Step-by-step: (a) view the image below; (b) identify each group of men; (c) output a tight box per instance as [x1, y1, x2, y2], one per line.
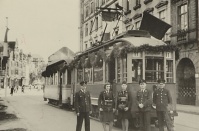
[74, 79, 174, 131]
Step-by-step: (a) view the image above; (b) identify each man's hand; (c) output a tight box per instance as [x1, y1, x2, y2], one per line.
[139, 104, 144, 108]
[124, 107, 129, 111]
[77, 113, 80, 116]
[170, 110, 173, 114]
[113, 108, 116, 112]
[99, 108, 103, 111]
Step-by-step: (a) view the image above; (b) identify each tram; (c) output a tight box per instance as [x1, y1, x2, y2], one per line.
[72, 30, 178, 127]
[42, 47, 75, 108]
[42, 30, 178, 127]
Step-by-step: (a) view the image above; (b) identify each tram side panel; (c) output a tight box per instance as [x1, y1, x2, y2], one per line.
[44, 85, 59, 103]
[121, 83, 176, 115]
[62, 84, 72, 104]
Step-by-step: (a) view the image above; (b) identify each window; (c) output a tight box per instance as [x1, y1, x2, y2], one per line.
[136, 0, 140, 5]
[127, 0, 130, 11]
[91, 2, 95, 14]
[135, 21, 141, 30]
[132, 59, 142, 82]
[159, 10, 166, 21]
[85, 44, 88, 49]
[159, 10, 168, 41]
[105, 63, 109, 83]
[85, 6, 89, 17]
[85, 23, 88, 36]
[126, 25, 131, 31]
[145, 57, 164, 82]
[102, 0, 105, 5]
[95, 17, 98, 31]
[84, 68, 92, 83]
[94, 66, 103, 83]
[117, 58, 121, 83]
[90, 20, 93, 34]
[166, 60, 173, 83]
[90, 42, 92, 47]
[96, 0, 99, 8]
[178, 4, 188, 30]
[77, 69, 83, 83]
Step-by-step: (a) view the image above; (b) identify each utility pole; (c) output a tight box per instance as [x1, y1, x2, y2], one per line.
[4, 17, 8, 97]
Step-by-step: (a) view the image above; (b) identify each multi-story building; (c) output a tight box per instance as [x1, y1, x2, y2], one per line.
[80, 0, 199, 106]
[80, 0, 172, 52]
[8, 43, 30, 87]
[171, 0, 199, 106]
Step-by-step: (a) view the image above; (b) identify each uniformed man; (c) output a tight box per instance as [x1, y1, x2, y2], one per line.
[98, 83, 115, 131]
[136, 79, 152, 131]
[153, 79, 174, 131]
[75, 81, 92, 131]
[117, 81, 130, 131]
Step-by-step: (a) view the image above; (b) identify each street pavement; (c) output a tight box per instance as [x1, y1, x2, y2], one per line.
[0, 89, 199, 131]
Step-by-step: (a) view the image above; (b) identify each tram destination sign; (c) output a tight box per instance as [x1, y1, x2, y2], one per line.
[145, 51, 163, 56]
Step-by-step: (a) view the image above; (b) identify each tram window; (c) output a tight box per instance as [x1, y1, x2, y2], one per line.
[84, 68, 92, 83]
[123, 58, 127, 82]
[166, 60, 173, 83]
[67, 70, 71, 85]
[105, 63, 109, 83]
[94, 66, 103, 82]
[145, 58, 164, 82]
[132, 59, 142, 82]
[117, 58, 121, 83]
[77, 69, 83, 83]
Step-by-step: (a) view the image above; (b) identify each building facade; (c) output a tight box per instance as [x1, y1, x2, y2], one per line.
[80, 0, 172, 52]
[171, 0, 199, 106]
[7, 44, 30, 87]
[79, 0, 199, 106]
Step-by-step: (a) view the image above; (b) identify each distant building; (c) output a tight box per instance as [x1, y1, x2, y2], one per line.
[7, 42, 30, 87]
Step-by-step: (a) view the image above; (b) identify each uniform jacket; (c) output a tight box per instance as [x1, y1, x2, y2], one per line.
[153, 88, 172, 111]
[117, 90, 131, 110]
[75, 90, 92, 113]
[98, 91, 115, 112]
[136, 89, 152, 111]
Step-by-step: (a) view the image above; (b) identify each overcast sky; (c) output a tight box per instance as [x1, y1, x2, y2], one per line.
[0, 0, 80, 62]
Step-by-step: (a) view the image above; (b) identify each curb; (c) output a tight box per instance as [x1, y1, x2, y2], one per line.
[177, 110, 199, 115]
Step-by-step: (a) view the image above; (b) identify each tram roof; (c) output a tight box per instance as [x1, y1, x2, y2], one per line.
[115, 36, 166, 47]
[77, 35, 166, 58]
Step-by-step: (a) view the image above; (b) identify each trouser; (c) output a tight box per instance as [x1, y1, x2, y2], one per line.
[139, 111, 151, 131]
[157, 111, 174, 131]
[76, 112, 90, 131]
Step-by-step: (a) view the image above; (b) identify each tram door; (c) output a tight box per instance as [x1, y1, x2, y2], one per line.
[177, 58, 196, 105]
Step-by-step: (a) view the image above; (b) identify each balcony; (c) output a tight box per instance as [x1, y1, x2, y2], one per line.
[144, 0, 153, 5]
[177, 29, 188, 42]
[133, 4, 141, 11]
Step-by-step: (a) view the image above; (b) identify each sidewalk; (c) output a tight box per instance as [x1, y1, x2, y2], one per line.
[176, 104, 199, 115]
[0, 98, 29, 131]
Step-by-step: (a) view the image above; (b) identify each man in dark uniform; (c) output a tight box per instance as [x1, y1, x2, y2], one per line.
[153, 79, 174, 131]
[75, 81, 92, 131]
[136, 79, 152, 131]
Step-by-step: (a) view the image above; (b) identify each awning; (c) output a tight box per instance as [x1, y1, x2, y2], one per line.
[46, 60, 66, 74]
